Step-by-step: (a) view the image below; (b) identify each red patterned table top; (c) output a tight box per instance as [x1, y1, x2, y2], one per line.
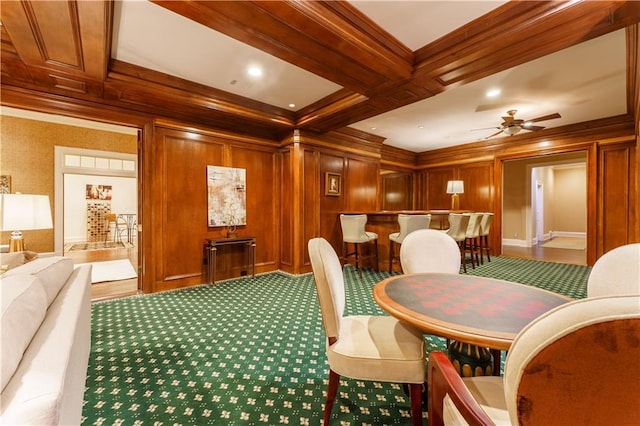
[373, 273, 573, 350]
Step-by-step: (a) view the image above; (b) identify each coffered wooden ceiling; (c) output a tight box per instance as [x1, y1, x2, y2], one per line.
[1, 1, 639, 150]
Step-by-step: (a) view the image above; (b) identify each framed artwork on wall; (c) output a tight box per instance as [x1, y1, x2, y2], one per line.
[0, 175, 10, 194]
[86, 184, 112, 200]
[325, 172, 341, 196]
[207, 166, 247, 227]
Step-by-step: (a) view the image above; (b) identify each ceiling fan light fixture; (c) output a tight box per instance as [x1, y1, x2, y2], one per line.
[503, 125, 521, 135]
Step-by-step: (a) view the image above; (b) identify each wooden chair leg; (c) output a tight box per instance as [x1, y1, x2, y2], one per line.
[466, 238, 476, 269]
[389, 240, 395, 273]
[373, 238, 379, 272]
[458, 241, 467, 273]
[409, 382, 424, 426]
[491, 349, 501, 376]
[484, 236, 491, 262]
[323, 369, 340, 426]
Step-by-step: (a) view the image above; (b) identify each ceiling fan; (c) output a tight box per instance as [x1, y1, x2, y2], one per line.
[482, 109, 561, 139]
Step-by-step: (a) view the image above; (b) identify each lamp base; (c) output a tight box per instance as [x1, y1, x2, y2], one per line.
[451, 193, 460, 211]
[9, 237, 24, 252]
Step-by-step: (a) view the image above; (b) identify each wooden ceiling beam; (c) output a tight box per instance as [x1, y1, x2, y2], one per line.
[302, 1, 640, 133]
[151, 0, 412, 96]
[0, 0, 111, 82]
[1, 1, 640, 143]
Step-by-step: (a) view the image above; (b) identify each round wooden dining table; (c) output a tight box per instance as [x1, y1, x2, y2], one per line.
[373, 273, 573, 375]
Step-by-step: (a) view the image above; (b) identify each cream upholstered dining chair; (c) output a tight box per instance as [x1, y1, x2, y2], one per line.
[388, 214, 431, 272]
[478, 213, 494, 264]
[340, 214, 379, 277]
[400, 229, 460, 274]
[587, 243, 640, 297]
[463, 213, 483, 269]
[444, 213, 471, 273]
[308, 237, 426, 426]
[427, 295, 640, 426]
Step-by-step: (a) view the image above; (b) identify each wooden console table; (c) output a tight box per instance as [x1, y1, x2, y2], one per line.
[204, 237, 256, 285]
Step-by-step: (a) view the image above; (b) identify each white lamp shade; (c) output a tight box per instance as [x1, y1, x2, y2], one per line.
[0, 194, 53, 231]
[446, 180, 464, 194]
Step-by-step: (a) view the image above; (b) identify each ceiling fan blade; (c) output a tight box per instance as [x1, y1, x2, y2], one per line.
[484, 129, 504, 139]
[501, 116, 515, 124]
[523, 125, 545, 131]
[470, 126, 500, 132]
[528, 112, 561, 123]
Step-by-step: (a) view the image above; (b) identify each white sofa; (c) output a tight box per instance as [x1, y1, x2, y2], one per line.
[1, 255, 92, 425]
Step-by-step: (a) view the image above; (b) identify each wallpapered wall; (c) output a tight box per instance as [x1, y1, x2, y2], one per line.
[0, 114, 137, 253]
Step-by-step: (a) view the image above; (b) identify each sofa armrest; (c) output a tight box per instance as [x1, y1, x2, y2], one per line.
[428, 351, 496, 426]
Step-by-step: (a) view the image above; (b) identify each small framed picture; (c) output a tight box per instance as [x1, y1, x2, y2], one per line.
[325, 172, 341, 196]
[0, 175, 11, 194]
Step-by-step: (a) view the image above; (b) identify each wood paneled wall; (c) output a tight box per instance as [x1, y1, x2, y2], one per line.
[380, 172, 413, 211]
[413, 121, 637, 265]
[598, 142, 637, 254]
[145, 124, 281, 293]
[2, 89, 638, 292]
[418, 162, 493, 212]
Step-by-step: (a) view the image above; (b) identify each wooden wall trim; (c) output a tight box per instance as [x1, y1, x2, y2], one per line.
[154, 118, 281, 151]
[416, 116, 635, 168]
[0, 85, 152, 128]
[296, 129, 383, 160]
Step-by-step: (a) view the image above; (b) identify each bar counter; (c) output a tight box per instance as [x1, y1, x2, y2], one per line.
[340, 210, 468, 272]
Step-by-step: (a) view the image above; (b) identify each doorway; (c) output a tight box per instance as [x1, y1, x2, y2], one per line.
[501, 152, 587, 265]
[55, 146, 139, 299]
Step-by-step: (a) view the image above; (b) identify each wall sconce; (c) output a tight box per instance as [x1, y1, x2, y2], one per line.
[446, 180, 464, 210]
[0, 194, 53, 252]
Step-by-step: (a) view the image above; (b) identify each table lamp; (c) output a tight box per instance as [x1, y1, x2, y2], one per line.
[0, 194, 53, 252]
[446, 180, 464, 210]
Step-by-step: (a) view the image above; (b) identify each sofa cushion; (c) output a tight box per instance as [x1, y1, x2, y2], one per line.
[4, 257, 73, 306]
[0, 274, 48, 391]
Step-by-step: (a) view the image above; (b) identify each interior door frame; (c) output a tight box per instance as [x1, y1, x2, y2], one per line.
[494, 142, 597, 265]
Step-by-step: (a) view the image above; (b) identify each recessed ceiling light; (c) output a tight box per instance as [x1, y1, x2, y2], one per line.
[486, 88, 501, 97]
[418, 125, 424, 129]
[370, 127, 377, 131]
[288, 103, 296, 108]
[247, 66, 262, 77]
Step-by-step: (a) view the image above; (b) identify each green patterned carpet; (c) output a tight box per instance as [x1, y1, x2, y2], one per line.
[82, 257, 590, 425]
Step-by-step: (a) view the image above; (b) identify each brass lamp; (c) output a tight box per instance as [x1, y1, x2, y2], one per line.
[446, 180, 464, 210]
[0, 194, 53, 252]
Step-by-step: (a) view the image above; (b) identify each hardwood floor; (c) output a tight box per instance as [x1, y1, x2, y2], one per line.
[65, 245, 139, 301]
[501, 243, 587, 266]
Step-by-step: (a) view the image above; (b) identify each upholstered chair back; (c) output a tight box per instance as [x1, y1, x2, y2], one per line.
[400, 229, 461, 274]
[339, 214, 371, 243]
[504, 295, 640, 425]
[308, 238, 345, 339]
[394, 214, 431, 243]
[587, 243, 640, 297]
[479, 212, 494, 237]
[446, 213, 470, 242]
[464, 213, 482, 238]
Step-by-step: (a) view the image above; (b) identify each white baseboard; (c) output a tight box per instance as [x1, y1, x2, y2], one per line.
[502, 238, 530, 247]
[550, 231, 586, 238]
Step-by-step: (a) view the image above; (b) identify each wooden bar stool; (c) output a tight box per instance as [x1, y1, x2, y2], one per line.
[340, 214, 379, 277]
